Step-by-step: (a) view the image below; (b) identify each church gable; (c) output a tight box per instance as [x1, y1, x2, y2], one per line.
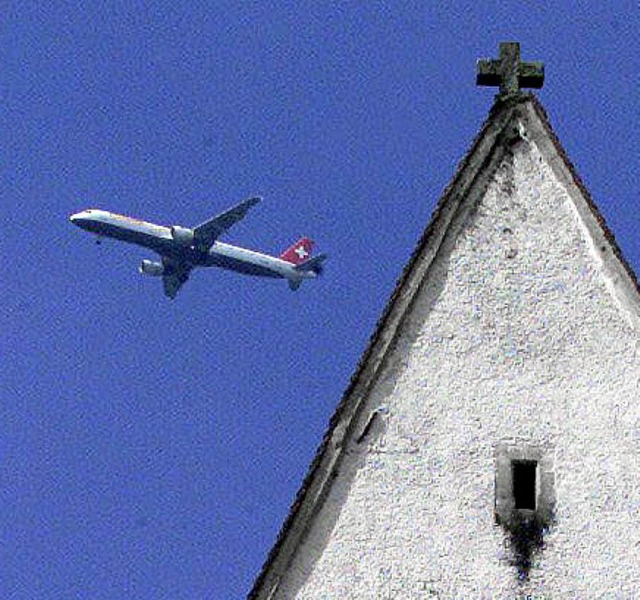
[251, 93, 640, 598]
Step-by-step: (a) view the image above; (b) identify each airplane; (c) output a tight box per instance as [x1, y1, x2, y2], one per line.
[69, 197, 327, 298]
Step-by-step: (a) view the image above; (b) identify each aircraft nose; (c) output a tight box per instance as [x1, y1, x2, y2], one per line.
[69, 212, 84, 225]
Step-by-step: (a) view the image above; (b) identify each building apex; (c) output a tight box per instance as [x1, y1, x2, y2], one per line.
[477, 42, 544, 96]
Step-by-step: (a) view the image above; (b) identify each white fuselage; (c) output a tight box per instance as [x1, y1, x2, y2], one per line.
[69, 209, 317, 282]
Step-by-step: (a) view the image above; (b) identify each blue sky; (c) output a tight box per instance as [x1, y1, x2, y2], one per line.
[2, 2, 638, 598]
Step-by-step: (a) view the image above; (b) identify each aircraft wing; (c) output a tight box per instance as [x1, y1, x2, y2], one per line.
[193, 196, 261, 251]
[162, 258, 192, 299]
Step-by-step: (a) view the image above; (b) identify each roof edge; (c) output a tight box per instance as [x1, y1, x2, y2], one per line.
[528, 97, 640, 325]
[248, 95, 530, 599]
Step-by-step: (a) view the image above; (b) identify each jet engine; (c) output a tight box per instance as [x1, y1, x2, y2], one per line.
[139, 259, 165, 276]
[170, 225, 195, 246]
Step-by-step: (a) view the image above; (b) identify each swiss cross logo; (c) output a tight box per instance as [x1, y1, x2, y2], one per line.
[295, 245, 309, 260]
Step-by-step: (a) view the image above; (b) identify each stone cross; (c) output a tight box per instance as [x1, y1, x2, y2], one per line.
[476, 42, 544, 95]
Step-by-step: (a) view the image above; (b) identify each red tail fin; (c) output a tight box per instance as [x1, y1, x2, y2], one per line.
[279, 237, 314, 264]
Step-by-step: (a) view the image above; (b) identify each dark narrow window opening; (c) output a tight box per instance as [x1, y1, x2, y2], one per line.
[512, 460, 537, 510]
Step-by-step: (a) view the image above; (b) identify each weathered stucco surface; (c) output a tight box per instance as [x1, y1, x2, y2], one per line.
[273, 108, 640, 598]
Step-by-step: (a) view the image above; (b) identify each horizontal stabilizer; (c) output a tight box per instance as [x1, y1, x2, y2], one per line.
[293, 253, 328, 274]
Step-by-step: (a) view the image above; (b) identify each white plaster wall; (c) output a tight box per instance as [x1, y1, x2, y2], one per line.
[277, 133, 640, 598]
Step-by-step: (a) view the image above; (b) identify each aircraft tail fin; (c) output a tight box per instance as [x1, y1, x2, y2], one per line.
[279, 237, 314, 264]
